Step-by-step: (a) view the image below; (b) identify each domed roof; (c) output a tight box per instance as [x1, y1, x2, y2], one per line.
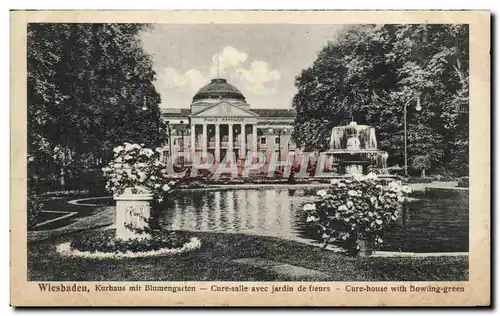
[193, 78, 246, 102]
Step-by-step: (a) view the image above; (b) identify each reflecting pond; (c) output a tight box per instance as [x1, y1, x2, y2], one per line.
[159, 187, 469, 253]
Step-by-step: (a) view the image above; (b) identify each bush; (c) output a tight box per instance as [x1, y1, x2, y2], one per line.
[27, 191, 43, 229]
[303, 173, 412, 254]
[457, 177, 469, 188]
[70, 230, 190, 253]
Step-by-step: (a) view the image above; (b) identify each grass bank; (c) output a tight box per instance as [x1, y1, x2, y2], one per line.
[28, 230, 468, 282]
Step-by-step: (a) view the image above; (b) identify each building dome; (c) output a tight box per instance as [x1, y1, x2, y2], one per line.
[192, 78, 246, 102]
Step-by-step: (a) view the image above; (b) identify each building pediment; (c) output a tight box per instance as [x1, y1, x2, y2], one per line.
[191, 101, 259, 118]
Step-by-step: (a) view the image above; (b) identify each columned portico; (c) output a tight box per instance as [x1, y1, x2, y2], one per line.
[215, 124, 220, 162]
[252, 125, 258, 154]
[190, 124, 196, 160]
[202, 123, 208, 156]
[240, 123, 246, 159]
[228, 124, 233, 161]
[162, 78, 296, 165]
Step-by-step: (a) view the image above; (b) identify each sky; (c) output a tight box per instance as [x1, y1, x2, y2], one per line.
[140, 24, 344, 110]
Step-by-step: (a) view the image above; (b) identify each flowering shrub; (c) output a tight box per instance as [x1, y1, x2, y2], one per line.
[58, 230, 201, 259]
[102, 143, 175, 202]
[303, 173, 412, 254]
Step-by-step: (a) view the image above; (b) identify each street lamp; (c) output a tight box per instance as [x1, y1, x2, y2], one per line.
[403, 95, 422, 177]
[142, 96, 148, 111]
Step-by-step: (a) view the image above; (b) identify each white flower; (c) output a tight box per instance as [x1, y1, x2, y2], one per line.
[303, 203, 316, 211]
[306, 215, 319, 223]
[353, 174, 363, 181]
[398, 196, 405, 203]
[113, 146, 124, 154]
[123, 155, 133, 161]
[389, 181, 401, 193]
[338, 205, 348, 211]
[316, 190, 327, 197]
[115, 157, 123, 163]
[348, 190, 358, 197]
[114, 163, 122, 169]
[401, 186, 412, 194]
[140, 148, 154, 157]
[154, 183, 161, 188]
[155, 147, 163, 153]
[346, 200, 354, 208]
[124, 143, 134, 151]
[370, 196, 377, 204]
[162, 184, 171, 192]
[338, 182, 346, 188]
[367, 172, 378, 180]
[391, 186, 401, 193]
[138, 172, 147, 183]
[133, 144, 141, 149]
[330, 179, 338, 185]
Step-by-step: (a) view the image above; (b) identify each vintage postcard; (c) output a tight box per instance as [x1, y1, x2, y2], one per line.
[11, 10, 490, 306]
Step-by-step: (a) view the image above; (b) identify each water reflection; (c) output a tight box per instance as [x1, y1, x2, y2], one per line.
[159, 188, 469, 253]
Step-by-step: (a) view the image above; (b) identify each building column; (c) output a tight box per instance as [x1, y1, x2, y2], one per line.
[252, 124, 258, 154]
[215, 124, 220, 163]
[190, 124, 196, 162]
[228, 124, 233, 161]
[202, 123, 208, 157]
[240, 123, 246, 159]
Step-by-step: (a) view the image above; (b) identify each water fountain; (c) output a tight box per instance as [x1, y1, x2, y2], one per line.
[326, 121, 390, 177]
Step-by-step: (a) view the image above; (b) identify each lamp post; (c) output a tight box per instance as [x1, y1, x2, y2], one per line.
[403, 95, 422, 177]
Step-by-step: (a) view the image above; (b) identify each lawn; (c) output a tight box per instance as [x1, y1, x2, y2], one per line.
[28, 230, 468, 282]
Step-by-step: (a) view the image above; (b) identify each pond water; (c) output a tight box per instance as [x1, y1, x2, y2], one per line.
[159, 187, 469, 253]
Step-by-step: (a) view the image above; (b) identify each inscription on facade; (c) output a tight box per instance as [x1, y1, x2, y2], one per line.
[203, 117, 244, 122]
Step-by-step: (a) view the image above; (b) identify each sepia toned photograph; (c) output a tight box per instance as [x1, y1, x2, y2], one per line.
[11, 10, 490, 306]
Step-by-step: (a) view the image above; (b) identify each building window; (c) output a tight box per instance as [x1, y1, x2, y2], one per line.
[260, 137, 267, 145]
[275, 137, 280, 144]
[165, 138, 169, 145]
[173, 139, 177, 145]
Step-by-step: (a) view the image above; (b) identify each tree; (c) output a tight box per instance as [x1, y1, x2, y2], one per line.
[27, 23, 165, 188]
[292, 24, 469, 175]
[412, 155, 432, 178]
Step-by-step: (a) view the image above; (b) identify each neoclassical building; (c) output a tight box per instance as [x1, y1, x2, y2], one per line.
[161, 78, 297, 163]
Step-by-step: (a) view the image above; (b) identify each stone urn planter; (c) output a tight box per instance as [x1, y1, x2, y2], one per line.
[114, 187, 154, 241]
[357, 232, 374, 257]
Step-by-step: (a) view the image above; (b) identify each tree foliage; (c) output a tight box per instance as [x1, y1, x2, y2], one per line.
[292, 24, 469, 175]
[27, 23, 164, 185]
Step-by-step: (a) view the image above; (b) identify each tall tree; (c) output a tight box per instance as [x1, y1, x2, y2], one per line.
[292, 24, 469, 175]
[27, 23, 164, 186]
